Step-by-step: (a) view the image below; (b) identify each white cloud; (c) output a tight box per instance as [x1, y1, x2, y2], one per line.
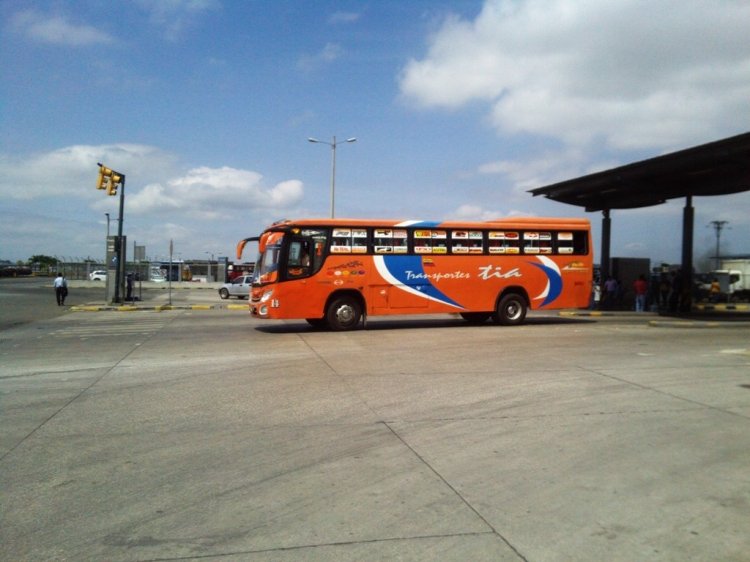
[448, 204, 531, 222]
[298, 43, 344, 72]
[135, 0, 220, 41]
[0, 144, 306, 261]
[0, 144, 178, 201]
[399, 0, 750, 150]
[0, 145, 304, 218]
[11, 10, 113, 46]
[126, 166, 304, 217]
[328, 12, 361, 25]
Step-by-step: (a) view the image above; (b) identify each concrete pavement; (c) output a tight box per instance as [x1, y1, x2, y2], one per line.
[1, 306, 749, 561]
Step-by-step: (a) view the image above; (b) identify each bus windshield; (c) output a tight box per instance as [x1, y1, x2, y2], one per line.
[256, 240, 283, 284]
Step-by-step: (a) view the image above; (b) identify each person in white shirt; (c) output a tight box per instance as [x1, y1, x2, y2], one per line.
[53, 273, 67, 306]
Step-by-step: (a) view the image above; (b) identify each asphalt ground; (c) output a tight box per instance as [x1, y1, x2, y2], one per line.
[1, 278, 749, 561]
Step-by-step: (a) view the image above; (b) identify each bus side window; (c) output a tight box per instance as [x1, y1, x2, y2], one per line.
[450, 230, 483, 254]
[287, 240, 311, 278]
[413, 230, 432, 254]
[557, 231, 587, 255]
[572, 231, 588, 254]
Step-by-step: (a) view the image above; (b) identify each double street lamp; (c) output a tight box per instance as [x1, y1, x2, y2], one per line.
[308, 136, 356, 218]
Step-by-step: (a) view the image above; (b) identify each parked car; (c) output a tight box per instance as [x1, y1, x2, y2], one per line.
[218, 275, 253, 299]
[89, 270, 107, 281]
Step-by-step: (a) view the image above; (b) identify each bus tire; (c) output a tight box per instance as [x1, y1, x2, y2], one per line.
[326, 295, 362, 331]
[494, 293, 527, 326]
[460, 312, 491, 324]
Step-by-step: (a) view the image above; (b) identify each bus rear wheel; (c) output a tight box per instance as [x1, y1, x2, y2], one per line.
[494, 293, 527, 326]
[326, 296, 362, 331]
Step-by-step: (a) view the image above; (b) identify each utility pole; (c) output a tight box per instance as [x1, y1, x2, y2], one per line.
[709, 220, 728, 270]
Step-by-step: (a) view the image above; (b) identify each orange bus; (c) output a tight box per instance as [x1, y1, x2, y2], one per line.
[237, 217, 593, 330]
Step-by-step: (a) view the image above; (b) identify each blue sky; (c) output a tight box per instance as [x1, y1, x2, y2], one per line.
[2, 0, 749, 268]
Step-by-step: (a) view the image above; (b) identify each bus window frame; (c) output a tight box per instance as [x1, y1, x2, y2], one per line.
[271, 225, 589, 277]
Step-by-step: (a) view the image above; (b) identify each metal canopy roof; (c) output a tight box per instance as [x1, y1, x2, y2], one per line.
[529, 132, 750, 212]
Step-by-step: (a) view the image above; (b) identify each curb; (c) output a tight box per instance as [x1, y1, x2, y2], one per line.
[647, 320, 726, 329]
[559, 310, 654, 318]
[69, 304, 249, 312]
[694, 303, 750, 312]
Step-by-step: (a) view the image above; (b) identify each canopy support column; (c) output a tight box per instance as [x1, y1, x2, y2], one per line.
[681, 195, 694, 311]
[600, 209, 611, 283]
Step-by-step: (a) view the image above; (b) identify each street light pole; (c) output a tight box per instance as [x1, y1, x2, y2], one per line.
[308, 135, 356, 218]
[205, 252, 214, 282]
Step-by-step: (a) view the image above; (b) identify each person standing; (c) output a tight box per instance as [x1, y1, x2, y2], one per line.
[53, 272, 67, 306]
[126, 273, 134, 302]
[602, 276, 618, 309]
[633, 274, 648, 312]
[709, 278, 721, 303]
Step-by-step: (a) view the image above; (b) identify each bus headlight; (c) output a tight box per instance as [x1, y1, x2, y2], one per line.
[260, 290, 273, 303]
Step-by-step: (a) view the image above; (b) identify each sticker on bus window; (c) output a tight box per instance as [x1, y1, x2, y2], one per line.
[392, 230, 408, 253]
[558, 232, 573, 240]
[414, 230, 432, 238]
[352, 230, 367, 253]
[489, 231, 519, 240]
[453, 231, 468, 239]
[524, 232, 540, 240]
[331, 228, 352, 253]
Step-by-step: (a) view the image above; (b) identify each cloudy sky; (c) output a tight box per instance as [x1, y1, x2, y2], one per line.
[2, 0, 748, 267]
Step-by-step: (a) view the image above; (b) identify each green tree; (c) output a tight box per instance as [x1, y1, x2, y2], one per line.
[28, 255, 58, 273]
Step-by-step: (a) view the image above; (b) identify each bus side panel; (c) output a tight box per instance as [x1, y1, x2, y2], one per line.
[262, 253, 591, 320]
[369, 254, 591, 314]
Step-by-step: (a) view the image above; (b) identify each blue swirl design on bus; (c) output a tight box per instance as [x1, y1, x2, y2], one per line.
[530, 255, 563, 307]
[373, 255, 464, 309]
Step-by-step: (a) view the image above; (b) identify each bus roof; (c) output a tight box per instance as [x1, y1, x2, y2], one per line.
[266, 217, 590, 231]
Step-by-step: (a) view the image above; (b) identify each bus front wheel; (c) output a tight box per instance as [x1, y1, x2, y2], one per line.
[494, 293, 527, 326]
[326, 296, 362, 331]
